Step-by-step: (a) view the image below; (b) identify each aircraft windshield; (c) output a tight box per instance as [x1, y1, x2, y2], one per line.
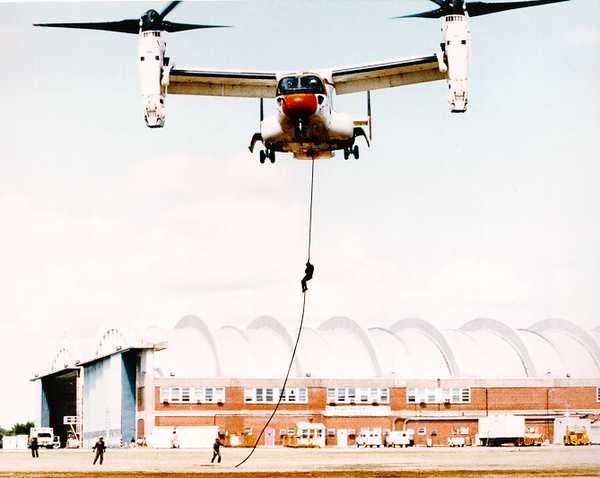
[277, 75, 325, 95]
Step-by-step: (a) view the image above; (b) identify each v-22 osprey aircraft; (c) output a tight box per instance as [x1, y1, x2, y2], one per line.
[35, 0, 569, 162]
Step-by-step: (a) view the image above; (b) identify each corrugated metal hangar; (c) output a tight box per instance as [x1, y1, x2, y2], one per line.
[32, 316, 600, 448]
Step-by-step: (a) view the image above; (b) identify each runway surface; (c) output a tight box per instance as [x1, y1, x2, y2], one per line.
[1, 445, 599, 477]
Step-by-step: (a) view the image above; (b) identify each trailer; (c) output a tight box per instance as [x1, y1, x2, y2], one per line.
[356, 428, 382, 448]
[478, 415, 525, 446]
[385, 430, 414, 447]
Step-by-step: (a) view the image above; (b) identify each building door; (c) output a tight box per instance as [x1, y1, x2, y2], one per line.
[336, 429, 348, 447]
[265, 427, 276, 447]
[137, 419, 145, 440]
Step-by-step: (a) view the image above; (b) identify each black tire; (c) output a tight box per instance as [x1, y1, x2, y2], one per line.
[259, 150, 266, 164]
[343, 148, 349, 160]
[353, 145, 360, 159]
[269, 149, 276, 163]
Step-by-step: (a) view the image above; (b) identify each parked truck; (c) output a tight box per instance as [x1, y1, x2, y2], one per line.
[29, 427, 58, 449]
[478, 415, 525, 446]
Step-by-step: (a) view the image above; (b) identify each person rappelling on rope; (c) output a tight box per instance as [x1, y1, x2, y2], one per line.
[301, 261, 314, 293]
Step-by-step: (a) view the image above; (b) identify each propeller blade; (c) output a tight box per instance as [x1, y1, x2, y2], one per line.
[428, 0, 446, 6]
[162, 21, 231, 32]
[391, 8, 446, 19]
[34, 19, 140, 34]
[159, 1, 182, 20]
[465, 0, 569, 17]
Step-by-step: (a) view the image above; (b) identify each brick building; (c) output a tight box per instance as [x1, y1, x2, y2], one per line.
[33, 315, 600, 447]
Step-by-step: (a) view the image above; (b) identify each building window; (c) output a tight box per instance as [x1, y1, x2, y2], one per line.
[359, 388, 369, 402]
[348, 388, 356, 402]
[161, 386, 226, 404]
[160, 387, 169, 403]
[244, 387, 308, 404]
[597, 387, 600, 402]
[417, 427, 426, 436]
[181, 387, 191, 403]
[328, 387, 389, 404]
[380, 388, 389, 403]
[406, 387, 471, 404]
[298, 388, 307, 402]
[170, 387, 181, 403]
[327, 388, 335, 403]
[426, 388, 436, 403]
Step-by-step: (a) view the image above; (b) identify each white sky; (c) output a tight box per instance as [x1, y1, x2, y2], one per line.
[0, 0, 598, 427]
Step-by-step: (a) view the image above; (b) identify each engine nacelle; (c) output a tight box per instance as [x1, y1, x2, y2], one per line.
[442, 15, 470, 113]
[138, 30, 167, 128]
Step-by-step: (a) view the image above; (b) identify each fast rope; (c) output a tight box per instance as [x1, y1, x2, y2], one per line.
[235, 159, 316, 468]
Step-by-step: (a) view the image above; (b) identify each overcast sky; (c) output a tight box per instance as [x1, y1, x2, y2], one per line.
[0, 0, 598, 427]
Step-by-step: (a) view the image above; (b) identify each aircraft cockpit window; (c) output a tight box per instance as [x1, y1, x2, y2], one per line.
[277, 75, 325, 95]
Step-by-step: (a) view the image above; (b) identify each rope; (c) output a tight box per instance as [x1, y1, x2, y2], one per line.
[235, 159, 316, 468]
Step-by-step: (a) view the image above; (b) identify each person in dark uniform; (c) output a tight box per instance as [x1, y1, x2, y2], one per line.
[92, 437, 106, 465]
[301, 261, 314, 293]
[30, 436, 39, 458]
[211, 436, 224, 464]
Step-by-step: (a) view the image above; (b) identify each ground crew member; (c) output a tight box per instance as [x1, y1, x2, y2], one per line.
[92, 436, 106, 465]
[30, 436, 39, 458]
[211, 436, 224, 464]
[301, 261, 314, 293]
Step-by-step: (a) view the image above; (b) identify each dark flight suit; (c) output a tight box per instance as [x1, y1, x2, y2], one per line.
[301, 262, 314, 292]
[30, 437, 39, 458]
[93, 439, 106, 465]
[211, 437, 223, 463]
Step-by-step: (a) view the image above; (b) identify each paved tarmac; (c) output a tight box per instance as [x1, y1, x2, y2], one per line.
[0, 445, 599, 477]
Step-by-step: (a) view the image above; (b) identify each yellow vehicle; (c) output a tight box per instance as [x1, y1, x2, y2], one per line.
[563, 427, 591, 446]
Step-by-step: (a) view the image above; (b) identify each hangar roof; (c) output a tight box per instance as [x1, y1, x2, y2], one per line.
[46, 317, 600, 380]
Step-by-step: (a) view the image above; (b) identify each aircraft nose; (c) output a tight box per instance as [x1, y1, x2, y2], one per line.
[282, 94, 318, 118]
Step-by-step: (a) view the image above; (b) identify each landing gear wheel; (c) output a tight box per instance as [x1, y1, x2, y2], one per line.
[343, 148, 350, 160]
[259, 150, 266, 164]
[269, 149, 276, 164]
[353, 145, 360, 159]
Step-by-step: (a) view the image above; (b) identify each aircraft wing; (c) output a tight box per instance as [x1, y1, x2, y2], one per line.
[168, 68, 278, 98]
[331, 54, 446, 95]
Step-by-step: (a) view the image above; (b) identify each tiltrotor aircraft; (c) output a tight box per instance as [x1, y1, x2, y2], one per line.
[35, 0, 569, 162]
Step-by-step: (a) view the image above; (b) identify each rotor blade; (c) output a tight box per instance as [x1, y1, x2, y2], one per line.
[466, 0, 569, 17]
[390, 7, 446, 19]
[159, 1, 182, 20]
[162, 21, 231, 32]
[428, 0, 446, 6]
[33, 19, 139, 34]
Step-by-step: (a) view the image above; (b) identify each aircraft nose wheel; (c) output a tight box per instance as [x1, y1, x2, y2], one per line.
[259, 149, 276, 164]
[343, 145, 360, 160]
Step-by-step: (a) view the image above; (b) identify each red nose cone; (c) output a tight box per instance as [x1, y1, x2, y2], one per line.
[282, 94, 318, 118]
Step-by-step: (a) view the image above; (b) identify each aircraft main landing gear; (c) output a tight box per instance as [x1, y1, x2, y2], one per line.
[343, 145, 359, 160]
[259, 148, 276, 164]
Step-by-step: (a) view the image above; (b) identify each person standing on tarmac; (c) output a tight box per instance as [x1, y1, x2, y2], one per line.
[92, 436, 106, 465]
[30, 436, 39, 458]
[211, 436, 224, 464]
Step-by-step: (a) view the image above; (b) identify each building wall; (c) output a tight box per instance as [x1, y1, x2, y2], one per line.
[149, 379, 600, 447]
